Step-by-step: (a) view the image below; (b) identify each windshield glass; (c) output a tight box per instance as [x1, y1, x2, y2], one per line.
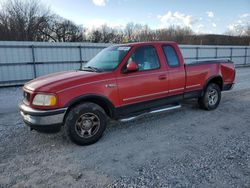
[83, 46, 131, 71]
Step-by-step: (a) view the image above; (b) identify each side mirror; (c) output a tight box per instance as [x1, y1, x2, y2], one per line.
[126, 61, 138, 72]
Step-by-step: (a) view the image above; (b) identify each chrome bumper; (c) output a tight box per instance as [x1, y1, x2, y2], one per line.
[19, 103, 67, 126]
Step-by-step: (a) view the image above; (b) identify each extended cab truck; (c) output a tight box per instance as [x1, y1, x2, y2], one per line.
[19, 42, 235, 145]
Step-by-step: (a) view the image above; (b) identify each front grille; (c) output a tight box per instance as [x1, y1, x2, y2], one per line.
[23, 91, 31, 104]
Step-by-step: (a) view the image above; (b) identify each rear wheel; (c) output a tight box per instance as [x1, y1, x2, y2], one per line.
[64, 102, 107, 145]
[198, 83, 221, 110]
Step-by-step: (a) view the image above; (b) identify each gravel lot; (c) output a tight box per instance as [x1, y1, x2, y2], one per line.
[0, 67, 250, 188]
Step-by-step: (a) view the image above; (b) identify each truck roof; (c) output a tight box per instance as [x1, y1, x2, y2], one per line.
[118, 41, 178, 47]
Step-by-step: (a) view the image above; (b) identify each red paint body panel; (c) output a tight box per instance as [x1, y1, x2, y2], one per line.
[23, 41, 236, 112]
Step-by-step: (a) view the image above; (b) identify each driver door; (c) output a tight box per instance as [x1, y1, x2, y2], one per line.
[116, 45, 169, 106]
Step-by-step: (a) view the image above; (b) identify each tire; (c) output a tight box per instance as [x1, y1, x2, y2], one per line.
[198, 83, 221, 110]
[64, 102, 107, 145]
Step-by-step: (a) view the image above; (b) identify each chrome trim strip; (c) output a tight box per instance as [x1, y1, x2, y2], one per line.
[169, 87, 184, 93]
[186, 84, 201, 89]
[123, 90, 169, 101]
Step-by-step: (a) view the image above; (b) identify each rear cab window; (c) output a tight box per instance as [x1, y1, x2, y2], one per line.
[162, 45, 180, 67]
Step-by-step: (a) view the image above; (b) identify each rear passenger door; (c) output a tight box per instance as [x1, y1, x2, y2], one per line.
[162, 45, 185, 96]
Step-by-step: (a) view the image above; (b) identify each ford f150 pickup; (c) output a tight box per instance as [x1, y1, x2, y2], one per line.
[20, 41, 235, 145]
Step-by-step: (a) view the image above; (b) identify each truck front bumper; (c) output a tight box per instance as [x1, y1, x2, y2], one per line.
[19, 103, 67, 129]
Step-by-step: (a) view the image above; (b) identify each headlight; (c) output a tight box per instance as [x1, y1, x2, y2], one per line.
[32, 94, 57, 106]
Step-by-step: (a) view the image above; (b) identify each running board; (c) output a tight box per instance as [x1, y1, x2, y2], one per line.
[119, 104, 181, 122]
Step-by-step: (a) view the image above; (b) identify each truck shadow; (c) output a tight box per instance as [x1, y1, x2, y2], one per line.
[108, 99, 200, 130]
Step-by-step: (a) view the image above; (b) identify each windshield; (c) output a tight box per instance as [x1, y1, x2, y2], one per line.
[82, 46, 131, 72]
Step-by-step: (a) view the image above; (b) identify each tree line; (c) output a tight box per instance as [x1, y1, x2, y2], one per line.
[0, 0, 249, 45]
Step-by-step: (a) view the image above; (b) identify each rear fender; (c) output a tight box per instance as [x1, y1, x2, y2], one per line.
[201, 75, 223, 96]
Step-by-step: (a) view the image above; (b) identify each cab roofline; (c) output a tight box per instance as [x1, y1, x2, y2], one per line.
[111, 41, 178, 48]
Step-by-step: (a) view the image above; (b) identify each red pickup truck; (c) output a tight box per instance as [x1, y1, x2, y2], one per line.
[20, 41, 235, 145]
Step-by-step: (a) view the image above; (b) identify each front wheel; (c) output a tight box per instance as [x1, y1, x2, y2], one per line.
[64, 102, 107, 145]
[198, 83, 221, 110]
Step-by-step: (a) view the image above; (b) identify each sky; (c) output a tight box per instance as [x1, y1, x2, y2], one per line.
[2, 0, 250, 34]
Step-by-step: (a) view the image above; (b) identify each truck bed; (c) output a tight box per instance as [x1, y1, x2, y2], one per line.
[184, 59, 235, 92]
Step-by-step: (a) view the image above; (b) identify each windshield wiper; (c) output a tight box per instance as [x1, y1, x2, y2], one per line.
[82, 66, 102, 72]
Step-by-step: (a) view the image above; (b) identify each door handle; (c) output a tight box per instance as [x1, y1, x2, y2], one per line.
[158, 75, 167, 80]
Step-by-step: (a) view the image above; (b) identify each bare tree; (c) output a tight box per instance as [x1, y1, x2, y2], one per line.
[245, 26, 250, 36]
[135, 25, 154, 42]
[153, 26, 193, 43]
[0, 0, 85, 42]
[0, 0, 249, 45]
[0, 0, 51, 41]
[90, 30, 102, 43]
[101, 24, 112, 43]
[124, 22, 134, 42]
[89, 25, 123, 43]
[41, 15, 85, 42]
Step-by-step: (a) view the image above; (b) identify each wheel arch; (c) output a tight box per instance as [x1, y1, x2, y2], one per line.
[201, 75, 223, 95]
[64, 94, 115, 121]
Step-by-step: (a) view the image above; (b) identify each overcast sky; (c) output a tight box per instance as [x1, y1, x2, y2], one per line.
[2, 0, 250, 34]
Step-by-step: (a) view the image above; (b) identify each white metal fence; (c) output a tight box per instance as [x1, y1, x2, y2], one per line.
[0, 41, 249, 86]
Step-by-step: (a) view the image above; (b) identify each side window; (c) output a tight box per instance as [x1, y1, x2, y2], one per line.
[127, 46, 160, 71]
[163, 45, 180, 67]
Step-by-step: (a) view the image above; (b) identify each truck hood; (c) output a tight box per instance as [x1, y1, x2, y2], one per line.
[24, 70, 112, 93]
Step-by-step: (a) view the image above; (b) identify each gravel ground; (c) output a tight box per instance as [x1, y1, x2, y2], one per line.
[0, 67, 250, 188]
